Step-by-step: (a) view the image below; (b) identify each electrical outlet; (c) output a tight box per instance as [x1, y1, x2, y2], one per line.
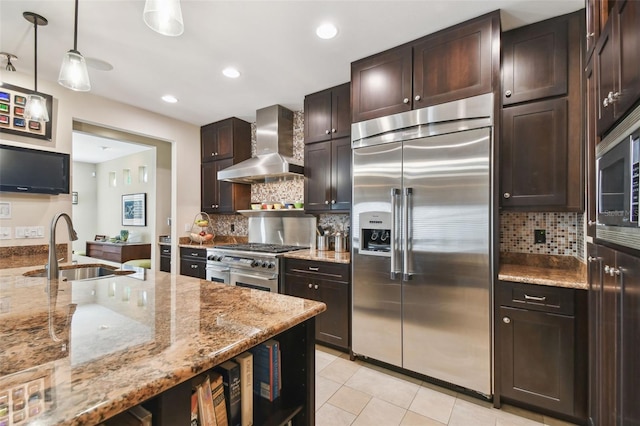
[0, 227, 11, 239]
[231, 224, 235, 232]
[534, 229, 546, 244]
[184, 223, 191, 232]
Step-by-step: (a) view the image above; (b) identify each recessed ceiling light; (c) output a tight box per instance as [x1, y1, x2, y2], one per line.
[316, 23, 338, 39]
[222, 67, 241, 78]
[162, 94, 178, 103]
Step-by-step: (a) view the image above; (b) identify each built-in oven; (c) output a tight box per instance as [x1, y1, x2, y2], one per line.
[205, 262, 230, 284]
[596, 130, 640, 227]
[230, 269, 279, 292]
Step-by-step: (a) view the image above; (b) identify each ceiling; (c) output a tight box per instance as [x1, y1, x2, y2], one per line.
[0, 1, 584, 127]
[72, 131, 152, 163]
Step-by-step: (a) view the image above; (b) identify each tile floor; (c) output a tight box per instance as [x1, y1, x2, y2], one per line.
[314, 345, 578, 426]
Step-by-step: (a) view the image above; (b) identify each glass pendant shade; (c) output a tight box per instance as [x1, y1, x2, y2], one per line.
[58, 50, 91, 91]
[143, 0, 184, 36]
[24, 94, 49, 122]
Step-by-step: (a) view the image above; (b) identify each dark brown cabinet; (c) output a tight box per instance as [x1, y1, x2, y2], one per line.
[86, 241, 151, 264]
[585, 58, 598, 238]
[179, 247, 206, 279]
[586, 0, 601, 59]
[587, 243, 640, 426]
[594, 0, 640, 136]
[351, 11, 499, 123]
[200, 117, 251, 214]
[160, 244, 171, 273]
[284, 258, 350, 351]
[496, 281, 587, 421]
[500, 11, 583, 212]
[304, 138, 351, 212]
[304, 83, 351, 144]
[501, 17, 568, 106]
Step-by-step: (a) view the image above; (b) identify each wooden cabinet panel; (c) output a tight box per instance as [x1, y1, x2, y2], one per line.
[499, 305, 575, 414]
[351, 45, 413, 123]
[586, 0, 600, 58]
[615, 0, 640, 118]
[331, 137, 352, 211]
[599, 246, 618, 426]
[595, 18, 618, 136]
[179, 247, 206, 278]
[160, 244, 171, 273]
[86, 242, 151, 263]
[501, 98, 568, 208]
[586, 59, 598, 237]
[201, 118, 250, 162]
[304, 83, 351, 144]
[502, 17, 568, 105]
[304, 141, 331, 211]
[201, 158, 250, 214]
[413, 13, 495, 108]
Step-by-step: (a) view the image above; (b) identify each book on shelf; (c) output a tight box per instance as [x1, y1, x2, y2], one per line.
[234, 352, 254, 426]
[249, 339, 280, 402]
[104, 405, 151, 426]
[196, 376, 217, 426]
[191, 391, 199, 426]
[211, 372, 229, 426]
[214, 360, 241, 426]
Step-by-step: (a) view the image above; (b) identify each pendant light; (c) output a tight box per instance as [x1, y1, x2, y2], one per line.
[58, 0, 90, 91]
[23, 12, 49, 123]
[143, 0, 184, 36]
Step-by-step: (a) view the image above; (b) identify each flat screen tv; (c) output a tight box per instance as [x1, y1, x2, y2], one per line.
[0, 144, 70, 194]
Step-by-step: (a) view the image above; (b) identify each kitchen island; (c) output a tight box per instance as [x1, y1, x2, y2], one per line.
[0, 260, 325, 425]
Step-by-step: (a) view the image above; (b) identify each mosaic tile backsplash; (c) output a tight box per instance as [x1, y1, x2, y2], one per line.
[500, 211, 584, 259]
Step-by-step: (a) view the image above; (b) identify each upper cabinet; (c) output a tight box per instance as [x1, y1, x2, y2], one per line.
[500, 11, 584, 212]
[501, 19, 568, 105]
[304, 83, 351, 144]
[351, 11, 499, 123]
[200, 117, 251, 214]
[594, 0, 640, 136]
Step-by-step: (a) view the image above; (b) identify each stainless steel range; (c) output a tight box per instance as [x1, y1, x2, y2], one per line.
[206, 243, 307, 292]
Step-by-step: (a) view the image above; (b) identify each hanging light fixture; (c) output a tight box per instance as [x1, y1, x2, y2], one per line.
[1, 53, 17, 72]
[58, 0, 90, 91]
[143, 0, 184, 36]
[23, 12, 49, 123]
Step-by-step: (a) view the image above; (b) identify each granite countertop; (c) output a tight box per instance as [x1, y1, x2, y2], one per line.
[284, 249, 350, 264]
[498, 252, 588, 290]
[0, 258, 325, 425]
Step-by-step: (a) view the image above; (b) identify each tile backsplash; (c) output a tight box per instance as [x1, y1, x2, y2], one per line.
[500, 211, 584, 259]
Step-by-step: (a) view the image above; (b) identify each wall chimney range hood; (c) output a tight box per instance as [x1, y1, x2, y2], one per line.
[217, 105, 303, 184]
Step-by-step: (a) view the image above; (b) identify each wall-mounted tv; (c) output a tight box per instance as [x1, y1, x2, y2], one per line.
[0, 144, 70, 195]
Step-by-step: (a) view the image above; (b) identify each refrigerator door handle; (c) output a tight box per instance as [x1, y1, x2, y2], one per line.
[403, 187, 413, 281]
[390, 188, 401, 279]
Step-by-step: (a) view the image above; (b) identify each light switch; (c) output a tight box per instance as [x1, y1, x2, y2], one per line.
[0, 202, 10, 219]
[0, 227, 11, 239]
[15, 227, 26, 238]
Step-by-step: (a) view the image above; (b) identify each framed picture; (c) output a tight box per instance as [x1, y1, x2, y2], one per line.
[72, 191, 78, 204]
[0, 82, 53, 141]
[122, 193, 146, 226]
[94, 234, 107, 241]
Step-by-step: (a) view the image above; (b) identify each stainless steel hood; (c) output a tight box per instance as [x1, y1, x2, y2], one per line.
[217, 105, 303, 184]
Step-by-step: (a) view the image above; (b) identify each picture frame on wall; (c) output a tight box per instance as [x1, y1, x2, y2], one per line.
[122, 193, 146, 226]
[0, 82, 53, 141]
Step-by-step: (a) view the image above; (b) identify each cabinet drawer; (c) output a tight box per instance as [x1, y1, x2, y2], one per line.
[160, 245, 172, 256]
[285, 258, 349, 281]
[180, 247, 207, 260]
[498, 281, 574, 315]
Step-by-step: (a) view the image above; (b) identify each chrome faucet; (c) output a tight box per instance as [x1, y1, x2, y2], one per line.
[48, 213, 78, 280]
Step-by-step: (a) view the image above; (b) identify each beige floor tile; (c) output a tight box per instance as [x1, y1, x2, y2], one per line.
[319, 356, 362, 384]
[316, 375, 342, 409]
[316, 344, 345, 357]
[316, 348, 339, 373]
[420, 381, 458, 398]
[315, 402, 357, 426]
[345, 365, 421, 409]
[352, 397, 407, 426]
[448, 398, 499, 426]
[401, 410, 447, 426]
[543, 416, 578, 426]
[328, 386, 372, 415]
[496, 404, 544, 425]
[408, 385, 456, 424]
[363, 361, 423, 385]
[455, 392, 494, 409]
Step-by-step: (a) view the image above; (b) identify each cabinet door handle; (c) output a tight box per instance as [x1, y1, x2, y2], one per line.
[403, 98, 409, 104]
[524, 294, 546, 302]
[603, 96, 610, 108]
[503, 192, 511, 199]
[588, 256, 600, 263]
[503, 317, 511, 324]
[308, 267, 319, 271]
[314, 284, 319, 290]
[191, 264, 198, 269]
[211, 152, 215, 156]
[325, 130, 330, 134]
[325, 200, 329, 205]
[331, 200, 336, 204]
[586, 32, 595, 40]
[191, 253, 199, 257]
[332, 128, 336, 133]
[505, 90, 512, 97]
[605, 265, 621, 276]
[308, 283, 313, 288]
[414, 95, 421, 101]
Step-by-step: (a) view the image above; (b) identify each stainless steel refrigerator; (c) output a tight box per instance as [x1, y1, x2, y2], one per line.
[351, 93, 494, 396]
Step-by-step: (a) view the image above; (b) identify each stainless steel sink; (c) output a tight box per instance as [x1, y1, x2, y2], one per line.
[24, 266, 133, 281]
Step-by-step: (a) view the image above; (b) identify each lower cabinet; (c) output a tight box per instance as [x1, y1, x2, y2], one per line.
[284, 258, 350, 351]
[496, 280, 587, 421]
[179, 247, 206, 279]
[159, 244, 171, 273]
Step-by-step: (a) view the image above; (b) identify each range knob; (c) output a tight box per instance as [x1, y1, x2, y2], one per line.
[267, 262, 275, 269]
[251, 260, 260, 267]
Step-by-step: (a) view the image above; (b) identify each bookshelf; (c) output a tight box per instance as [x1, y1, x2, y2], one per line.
[143, 318, 316, 426]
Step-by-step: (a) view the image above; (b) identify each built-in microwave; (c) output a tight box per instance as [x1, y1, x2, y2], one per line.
[596, 131, 640, 227]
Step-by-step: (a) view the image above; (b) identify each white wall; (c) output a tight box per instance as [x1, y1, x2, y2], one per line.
[71, 161, 98, 253]
[0, 72, 200, 270]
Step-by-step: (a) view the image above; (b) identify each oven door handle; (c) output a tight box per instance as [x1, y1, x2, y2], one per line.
[206, 265, 230, 273]
[231, 272, 278, 281]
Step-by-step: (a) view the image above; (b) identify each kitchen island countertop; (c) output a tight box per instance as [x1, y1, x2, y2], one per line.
[0, 259, 325, 425]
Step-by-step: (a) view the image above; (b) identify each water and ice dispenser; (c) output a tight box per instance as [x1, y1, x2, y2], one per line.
[359, 212, 391, 254]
